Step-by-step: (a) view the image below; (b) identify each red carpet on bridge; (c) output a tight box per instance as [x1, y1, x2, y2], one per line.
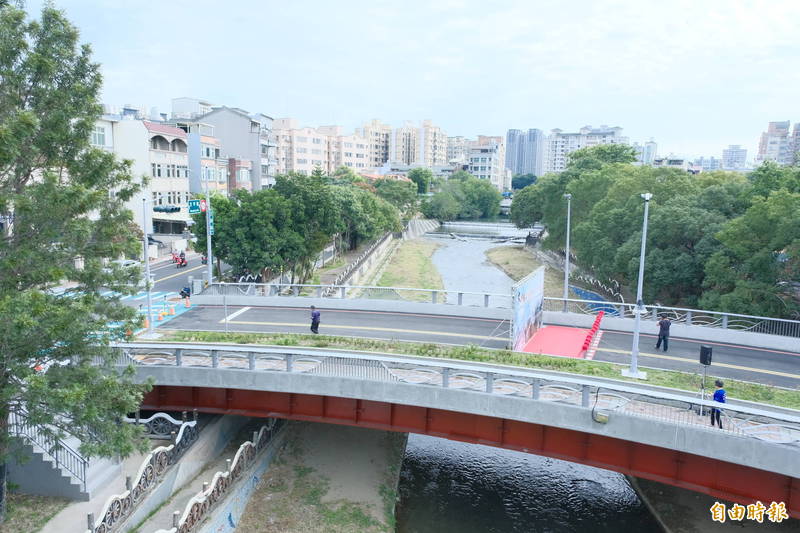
[522, 325, 589, 358]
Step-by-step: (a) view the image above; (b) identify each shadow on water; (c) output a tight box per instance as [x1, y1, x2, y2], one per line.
[396, 434, 660, 533]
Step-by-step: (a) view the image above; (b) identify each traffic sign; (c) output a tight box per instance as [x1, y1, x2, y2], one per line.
[200, 199, 207, 213]
[188, 200, 201, 214]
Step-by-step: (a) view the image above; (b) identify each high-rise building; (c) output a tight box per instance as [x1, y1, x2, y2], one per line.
[390, 120, 447, 167]
[467, 136, 507, 191]
[355, 119, 392, 168]
[756, 121, 794, 165]
[543, 125, 628, 173]
[632, 139, 658, 165]
[721, 145, 747, 170]
[505, 128, 545, 176]
[447, 136, 469, 164]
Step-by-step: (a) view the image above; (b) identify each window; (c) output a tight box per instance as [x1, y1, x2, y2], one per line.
[151, 163, 157, 177]
[344, 152, 353, 157]
[344, 142, 353, 148]
[261, 164, 268, 175]
[356, 144, 365, 149]
[155, 164, 162, 177]
[166, 165, 172, 178]
[311, 149, 322, 155]
[297, 136, 308, 143]
[297, 158, 308, 164]
[312, 160, 322, 165]
[91, 126, 106, 147]
[312, 138, 322, 144]
[296, 147, 307, 153]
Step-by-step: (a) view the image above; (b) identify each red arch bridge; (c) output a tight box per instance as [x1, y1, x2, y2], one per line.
[117, 342, 800, 517]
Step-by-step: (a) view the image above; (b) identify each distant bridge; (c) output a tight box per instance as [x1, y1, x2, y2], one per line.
[118, 342, 800, 517]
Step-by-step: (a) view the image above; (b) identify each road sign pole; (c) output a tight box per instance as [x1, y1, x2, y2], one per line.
[140, 197, 159, 339]
[205, 177, 213, 284]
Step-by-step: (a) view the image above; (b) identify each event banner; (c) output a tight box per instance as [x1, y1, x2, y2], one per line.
[512, 266, 545, 351]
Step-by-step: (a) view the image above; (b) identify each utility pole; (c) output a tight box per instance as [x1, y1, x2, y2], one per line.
[563, 193, 572, 312]
[204, 168, 213, 284]
[141, 197, 158, 339]
[623, 192, 652, 379]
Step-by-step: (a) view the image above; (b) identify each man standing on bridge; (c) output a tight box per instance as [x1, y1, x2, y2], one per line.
[310, 305, 321, 334]
[711, 379, 726, 429]
[655, 315, 671, 352]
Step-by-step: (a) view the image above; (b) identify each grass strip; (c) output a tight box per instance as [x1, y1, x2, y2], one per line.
[157, 330, 799, 410]
[2, 493, 69, 533]
[376, 240, 443, 302]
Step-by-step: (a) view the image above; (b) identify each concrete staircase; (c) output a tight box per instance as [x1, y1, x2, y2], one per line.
[8, 414, 122, 501]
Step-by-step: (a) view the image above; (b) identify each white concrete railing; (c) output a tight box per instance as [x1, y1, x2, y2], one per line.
[115, 342, 800, 449]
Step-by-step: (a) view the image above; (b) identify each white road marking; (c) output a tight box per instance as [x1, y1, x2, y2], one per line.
[220, 307, 252, 323]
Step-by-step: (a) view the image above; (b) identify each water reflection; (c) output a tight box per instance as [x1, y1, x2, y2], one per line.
[396, 434, 659, 533]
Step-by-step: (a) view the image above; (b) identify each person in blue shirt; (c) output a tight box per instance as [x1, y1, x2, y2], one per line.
[310, 305, 321, 334]
[711, 379, 726, 429]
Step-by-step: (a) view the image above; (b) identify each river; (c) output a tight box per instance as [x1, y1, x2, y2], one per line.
[395, 229, 660, 532]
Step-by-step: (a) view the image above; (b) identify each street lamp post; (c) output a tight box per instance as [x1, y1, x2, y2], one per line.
[563, 193, 572, 312]
[140, 197, 159, 339]
[204, 170, 214, 284]
[623, 192, 652, 379]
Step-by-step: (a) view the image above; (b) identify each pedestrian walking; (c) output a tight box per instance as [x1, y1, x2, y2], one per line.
[310, 305, 321, 334]
[710, 379, 726, 429]
[655, 315, 671, 352]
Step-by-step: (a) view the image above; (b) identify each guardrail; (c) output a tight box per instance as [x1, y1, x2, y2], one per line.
[202, 282, 513, 308]
[116, 343, 800, 448]
[154, 418, 285, 533]
[543, 297, 800, 339]
[86, 414, 200, 533]
[200, 283, 800, 338]
[9, 409, 88, 492]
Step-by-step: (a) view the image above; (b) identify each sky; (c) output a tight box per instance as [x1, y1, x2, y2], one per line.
[25, 0, 800, 160]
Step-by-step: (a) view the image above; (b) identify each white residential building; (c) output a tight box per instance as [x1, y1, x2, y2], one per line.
[273, 119, 370, 175]
[505, 128, 545, 176]
[390, 120, 447, 167]
[355, 119, 392, 168]
[543, 125, 629, 173]
[722, 145, 747, 170]
[756, 121, 794, 165]
[447, 136, 469, 164]
[467, 136, 507, 191]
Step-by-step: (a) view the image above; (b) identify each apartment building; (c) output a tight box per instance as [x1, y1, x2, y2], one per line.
[632, 139, 657, 166]
[389, 120, 447, 167]
[355, 119, 392, 168]
[173, 99, 277, 189]
[756, 121, 798, 165]
[273, 119, 370, 175]
[467, 136, 507, 191]
[694, 156, 721, 171]
[722, 145, 747, 170]
[505, 128, 545, 176]
[447, 136, 469, 164]
[543, 125, 629, 173]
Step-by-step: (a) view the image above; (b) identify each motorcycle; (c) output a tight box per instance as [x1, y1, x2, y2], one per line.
[177, 257, 188, 268]
[170, 251, 180, 263]
[201, 255, 207, 265]
[179, 287, 191, 299]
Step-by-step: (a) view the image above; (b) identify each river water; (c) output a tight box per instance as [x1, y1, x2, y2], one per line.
[395, 230, 659, 532]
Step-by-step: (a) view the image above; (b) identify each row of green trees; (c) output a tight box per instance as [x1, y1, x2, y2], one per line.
[510, 145, 800, 318]
[421, 170, 502, 221]
[192, 169, 403, 283]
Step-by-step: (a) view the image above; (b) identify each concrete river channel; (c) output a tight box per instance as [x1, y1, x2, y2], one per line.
[394, 222, 660, 532]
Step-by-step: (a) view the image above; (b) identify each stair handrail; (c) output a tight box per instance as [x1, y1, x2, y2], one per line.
[8, 408, 88, 491]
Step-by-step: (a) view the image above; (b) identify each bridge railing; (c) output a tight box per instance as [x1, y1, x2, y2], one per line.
[116, 342, 800, 448]
[542, 297, 800, 338]
[202, 282, 513, 308]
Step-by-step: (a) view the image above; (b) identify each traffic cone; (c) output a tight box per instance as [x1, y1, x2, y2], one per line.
[143, 316, 150, 329]
[157, 312, 163, 321]
[169, 304, 175, 315]
[185, 297, 191, 308]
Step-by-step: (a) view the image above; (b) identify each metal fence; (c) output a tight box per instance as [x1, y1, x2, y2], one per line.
[116, 343, 800, 447]
[9, 408, 88, 492]
[542, 297, 800, 338]
[202, 282, 513, 308]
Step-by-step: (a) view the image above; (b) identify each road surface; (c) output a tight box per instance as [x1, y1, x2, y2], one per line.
[158, 305, 800, 389]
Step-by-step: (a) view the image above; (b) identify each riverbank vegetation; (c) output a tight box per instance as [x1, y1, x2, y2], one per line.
[193, 168, 401, 284]
[376, 240, 443, 301]
[422, 171, 502, 221]
[157, 330, 799, 410]
[511, 145, 800, 318]
[485, 246, 563, 296]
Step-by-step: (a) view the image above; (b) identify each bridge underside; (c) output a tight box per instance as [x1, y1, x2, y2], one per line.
[142, 385, 799, 517]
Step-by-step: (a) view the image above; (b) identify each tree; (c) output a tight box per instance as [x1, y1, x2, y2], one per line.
[191, 192, 235, 278]
[509, 184, 543, 227]
[374, 178, 417, 216]
[407, 167, 433, 194]
[0, 4, 149, 519]
[511, 173, 537, 190]
[449, 170, 473, 181]
[422, 175, 501, 221]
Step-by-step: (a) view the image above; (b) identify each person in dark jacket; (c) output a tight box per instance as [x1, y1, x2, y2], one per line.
[711, 379, 726, 429]
[655, 315, 671, 352]
[310, 305, 321, 334]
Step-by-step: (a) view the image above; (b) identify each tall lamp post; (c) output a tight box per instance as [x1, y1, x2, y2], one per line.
[204, 171, 213, 284]
[622, 192, 652, 379]
[140, 197, 159, 339]
[563, 193, 572, 312]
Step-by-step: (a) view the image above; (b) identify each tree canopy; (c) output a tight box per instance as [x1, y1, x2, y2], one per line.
[0, 4, 150, 518]
[194, 172, 401, 283]
[407, 167, 433, 194]
[421, 175, 501, 221]
[511, 173, 537, 190]
[509, 144, 800, 317]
